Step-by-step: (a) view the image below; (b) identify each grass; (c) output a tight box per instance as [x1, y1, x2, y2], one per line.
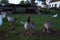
[0, 14, 60, 40]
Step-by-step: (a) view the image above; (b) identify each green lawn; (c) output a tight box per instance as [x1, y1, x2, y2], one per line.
[0, 14, 60, 40]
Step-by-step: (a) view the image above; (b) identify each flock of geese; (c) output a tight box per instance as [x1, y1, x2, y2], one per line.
[0, 11, 58, 34]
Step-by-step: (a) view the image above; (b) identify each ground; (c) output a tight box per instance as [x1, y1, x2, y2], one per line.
[0, 14, 60, 40]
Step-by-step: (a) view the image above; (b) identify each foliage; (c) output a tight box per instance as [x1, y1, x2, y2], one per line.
[41, 0, 45, 1]
[1, 0, 8, 4]
[20, 1, 25, 5]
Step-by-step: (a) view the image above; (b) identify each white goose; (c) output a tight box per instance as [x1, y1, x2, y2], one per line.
[52, 14, 58, 18]
[1, 11, 6, 18]
[0, 15, 3, 26]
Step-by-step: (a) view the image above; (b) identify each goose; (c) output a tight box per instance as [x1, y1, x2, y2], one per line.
[2, 13, 6, 18]
[1, 11, 7, 18]
[52, 14, 58, 18]
[7, 16, 17, 25]
[0, 15, 3, 26]
[24, 15, 35, 35]
[43, 21, 51, 33]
